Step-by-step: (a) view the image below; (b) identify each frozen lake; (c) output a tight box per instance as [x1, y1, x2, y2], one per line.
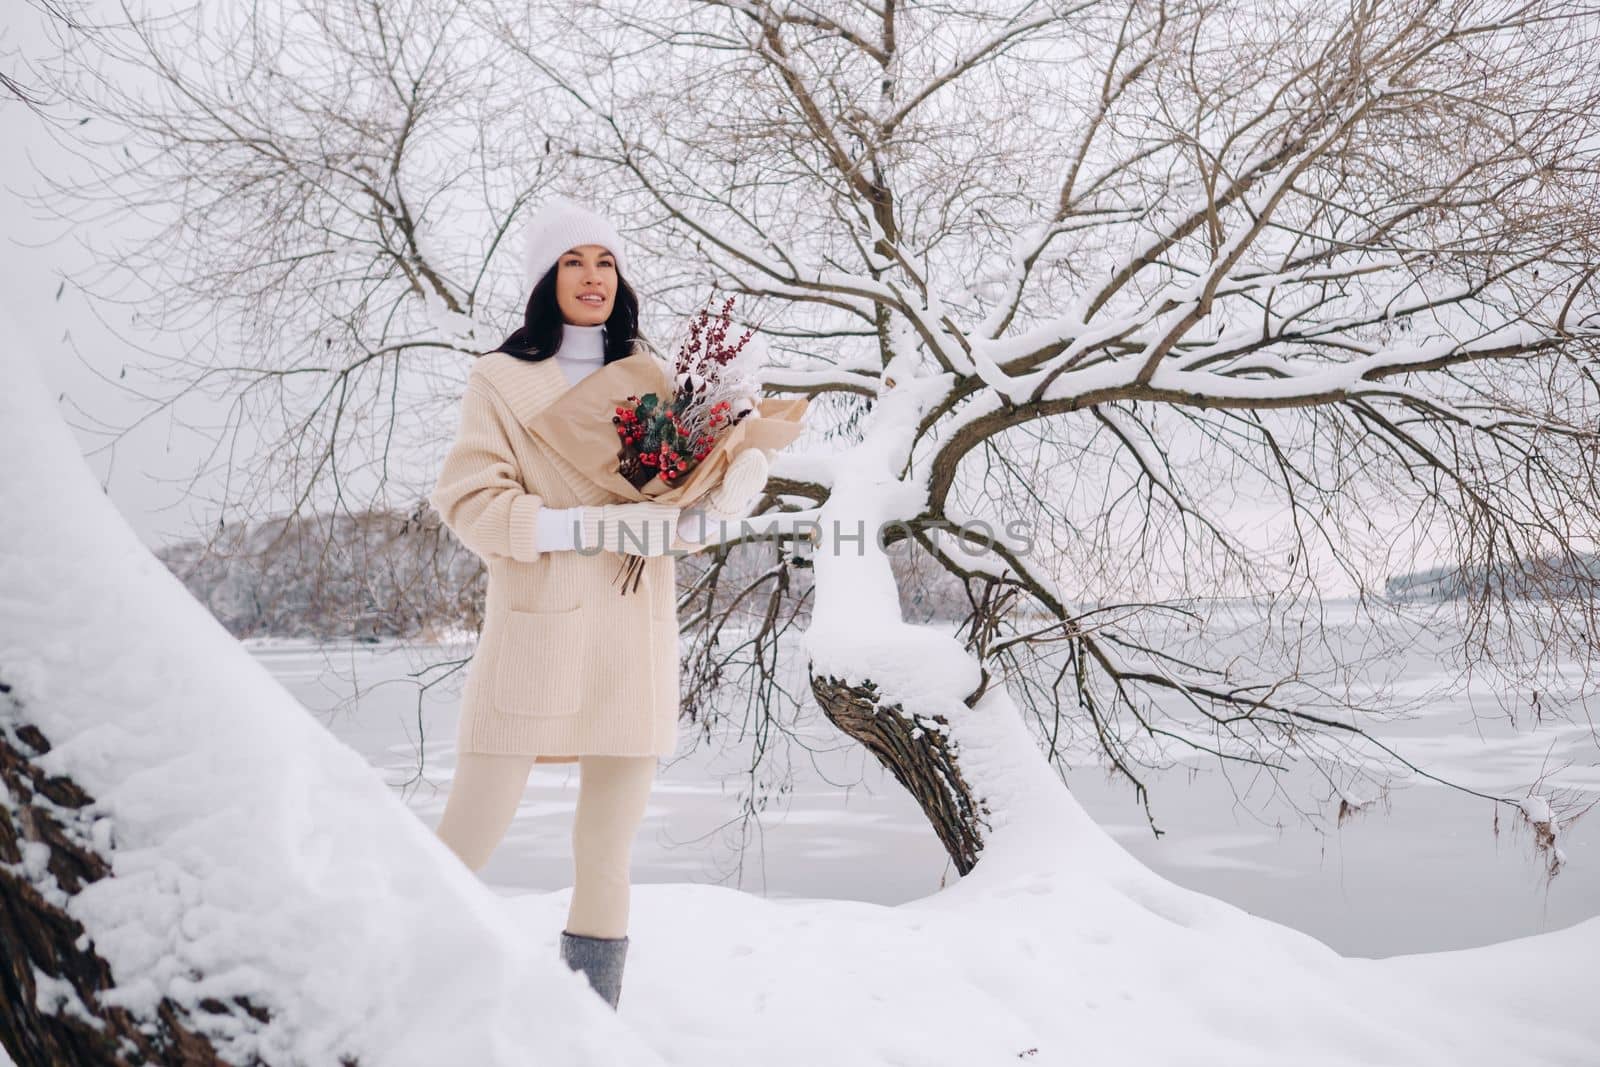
[251, 601, 1598, 959]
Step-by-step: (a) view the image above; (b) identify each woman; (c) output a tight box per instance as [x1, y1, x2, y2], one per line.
[427, 197, 770, 1010]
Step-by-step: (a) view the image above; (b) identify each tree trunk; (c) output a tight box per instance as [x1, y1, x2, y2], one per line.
[0, 687, 319, 1067]
[809, 671, 991, 874]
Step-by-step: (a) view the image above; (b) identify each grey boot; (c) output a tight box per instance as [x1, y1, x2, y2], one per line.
[560, 930, 630, 1009]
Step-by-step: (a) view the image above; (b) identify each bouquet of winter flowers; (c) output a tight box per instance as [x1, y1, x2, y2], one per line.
[613, 295, 765, 490]
[522, 293, 809, 592]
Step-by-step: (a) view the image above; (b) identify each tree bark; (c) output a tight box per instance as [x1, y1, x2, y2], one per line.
[0, 683, 334, 1067]
[808, 672, 991, 875]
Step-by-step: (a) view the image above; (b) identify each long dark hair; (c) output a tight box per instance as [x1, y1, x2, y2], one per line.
[487, 261, 646, 364]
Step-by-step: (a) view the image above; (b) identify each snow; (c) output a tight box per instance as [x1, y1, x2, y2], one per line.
[5, 310, 1600, 1065]
[1519, 794, 1554, 826]
[418, 286, 484, 344]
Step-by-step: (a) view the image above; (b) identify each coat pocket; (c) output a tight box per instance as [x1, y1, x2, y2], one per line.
[493, 606, 584, 718]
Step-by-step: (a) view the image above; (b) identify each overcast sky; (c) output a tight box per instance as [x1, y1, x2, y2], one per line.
[3, 1, 239, 549]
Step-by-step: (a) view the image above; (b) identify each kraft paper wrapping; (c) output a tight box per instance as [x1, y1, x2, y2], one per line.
[524, 352, 809, 509]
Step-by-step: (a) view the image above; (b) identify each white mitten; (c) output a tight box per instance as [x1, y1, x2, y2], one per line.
[676, 507, 704, 545]
[706, 448, 771, 520]
[533, 505, 585, 552]
[577, 500, 682, 556]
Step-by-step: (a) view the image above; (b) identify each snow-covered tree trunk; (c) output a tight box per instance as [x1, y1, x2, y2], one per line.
[808, 673, 989, 873]
[1, 711, 278, 1066]
[796, 361, 994, 873]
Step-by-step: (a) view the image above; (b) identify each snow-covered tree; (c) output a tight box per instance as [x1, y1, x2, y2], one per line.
[495, 0, 1600, 871]
[29, 0, 1600, 875]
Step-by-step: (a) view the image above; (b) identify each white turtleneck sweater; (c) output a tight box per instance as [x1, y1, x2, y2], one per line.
[552, 321, 607, 387]
[535, 322, 711, 551]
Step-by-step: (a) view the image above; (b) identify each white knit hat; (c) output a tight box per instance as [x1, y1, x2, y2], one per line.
[522, 195, 630, 289]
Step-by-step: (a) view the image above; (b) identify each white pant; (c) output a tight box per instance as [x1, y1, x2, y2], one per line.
[434, 753, 657, 938]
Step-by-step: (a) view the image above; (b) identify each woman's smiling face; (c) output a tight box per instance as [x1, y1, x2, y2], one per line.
[555, 244, 617, 325]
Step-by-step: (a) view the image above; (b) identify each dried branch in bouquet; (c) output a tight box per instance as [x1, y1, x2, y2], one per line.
[671, 295, 763, 445]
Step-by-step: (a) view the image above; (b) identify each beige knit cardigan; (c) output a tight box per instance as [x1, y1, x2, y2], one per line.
[429, 346, 702, 763]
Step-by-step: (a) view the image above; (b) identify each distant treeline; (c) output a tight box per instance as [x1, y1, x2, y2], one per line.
[156, 506, 977, 641]
[1385, 552, 1600, 601]
[156, 506, 485, 641]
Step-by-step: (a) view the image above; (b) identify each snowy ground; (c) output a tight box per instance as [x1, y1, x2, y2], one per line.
[5, 322, 1598, 1065]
